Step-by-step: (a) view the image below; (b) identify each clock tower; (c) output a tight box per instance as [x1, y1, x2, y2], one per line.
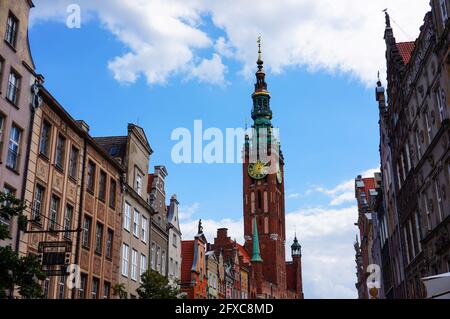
[243, 38, 287, 292]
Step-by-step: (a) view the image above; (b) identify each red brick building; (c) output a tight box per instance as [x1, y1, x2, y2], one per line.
[180, 221, 208, 299]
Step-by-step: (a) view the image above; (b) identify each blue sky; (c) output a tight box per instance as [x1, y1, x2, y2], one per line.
[29, 0, 429, 298]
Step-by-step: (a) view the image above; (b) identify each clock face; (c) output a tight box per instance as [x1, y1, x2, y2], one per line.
[248, 160, 269, 180]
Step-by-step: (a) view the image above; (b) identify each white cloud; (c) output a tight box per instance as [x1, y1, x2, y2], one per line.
[30, 0, 430, 86]
[287, 193, 300, 199]
[180, 218, 244, 245]
[179, 202, 200, 220]
[310, 167, 379, 206]
[189, 53, 228, 85]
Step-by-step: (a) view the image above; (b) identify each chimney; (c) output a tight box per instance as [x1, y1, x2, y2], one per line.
[217, 228, 228, 239]
[76, 120, 90, 133]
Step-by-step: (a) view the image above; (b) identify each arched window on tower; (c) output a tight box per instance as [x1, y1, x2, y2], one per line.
[251, 192, 255, 213]
[264, 217, 269, 234]
[263, 191, 268, 213]
[258, 190, 262, 210]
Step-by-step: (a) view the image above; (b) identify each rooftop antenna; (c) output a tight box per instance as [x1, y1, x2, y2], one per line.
[385, 9, 412, 40]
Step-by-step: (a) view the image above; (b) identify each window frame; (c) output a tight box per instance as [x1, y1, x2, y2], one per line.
[141, 215, 148, 243]
[131, 249, 138, 281]
[109, 178, 116, 208]
[133, 209, 139, 238]
[122, 243, 129, 277]
[124, 202, 131, 231]
[55, 133, 66, 170]
[4, 12, 19, 48]
[63, 204, 74, 240]
[6, 69, 21, 105]
[105, 229, 113, 259]
[87, 160, 96, 194]
[98, 170, 107, 202]
[6, 124, 21, 171]
[68, 145, 79, 179]
[39, 120, 52, 158]
[49, 195, 60, 231]
[82, 215, 92, 249]
[95, 222, 103, 255]
[32, 184, 45, 222]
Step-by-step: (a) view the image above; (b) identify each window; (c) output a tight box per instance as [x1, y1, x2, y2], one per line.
[122, 244, 129, 277]
[69, 146, 79, 179]
[6, 124, 21, 170]
[408, 219, 416, 258]
[424, 196, 432, 231]
[63, 205, 73, 239]
[49, 195, 60, 231]
[109, 179, 116, 208]
[87, 161, 95, 193]
[434, 179, 444, 222]
[6, 70, 20, 105]
[43, 278, 50, 299]
[440, 0, 449, 26]
[82, 216, 92, 248]
[98, 171, 106, 202]
[156, 246, 161, 272]
[124, 202, 131, 231]
[4, 13, 18, 47]
[172, 234, 177, 247]
[91, 278, 99, 299]
[141, 215, 148, 243]
[103, 282, 111, 299]
[54, 134, 66, 169]
[32, 185, 45, 222]
[151, 243, 155, 270]
[0, 186, 14, 231]
[136, 173, 142, 196]
[133, 209, 139, 238]
[0, 57, 4, 90]
[161, 250, 166, 275]
[39, 121, 51, 157]
[169, 257, 174, 276]
[436, 88, 446, 122]
[175, 261, 179, 277]
[415, 129, 422, 159]
[0, 113, 4, 159]
[95, 223, 103, 254]
[414, 212, 422, 253]
[131, 249, 138, 281]
[58, 276, 65, 299]
[140, 254, 147, 280]
[403, 227, 410, 265]
[424, 111, 432, 143]
[78, 274, 87, 299]
[106, 229, 113, 259]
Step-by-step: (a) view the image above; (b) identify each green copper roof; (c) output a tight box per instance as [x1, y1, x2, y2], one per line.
[252, 217, 263, 263]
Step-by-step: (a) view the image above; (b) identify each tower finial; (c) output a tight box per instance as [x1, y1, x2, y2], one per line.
[251, 217, 263, 262]
[383, 9, 391, 28]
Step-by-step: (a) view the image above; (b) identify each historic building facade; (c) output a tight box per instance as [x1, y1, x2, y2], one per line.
[167, 194, 182, 286]
[147, 166, 169, 277]
[18, 85, 123, 299]
[0, 0, 37, 250]
[180, 221, 208, 299]
[95, 124, 153, 298]
[372, 1, 450, 298]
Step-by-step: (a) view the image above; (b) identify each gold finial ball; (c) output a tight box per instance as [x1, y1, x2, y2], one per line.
[369, 287, 379, 299]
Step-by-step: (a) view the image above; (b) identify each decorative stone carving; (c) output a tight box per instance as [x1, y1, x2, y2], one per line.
[85, 193, 94, 214]
[97, 202, 105, 222]
[53, 172, 63, 193]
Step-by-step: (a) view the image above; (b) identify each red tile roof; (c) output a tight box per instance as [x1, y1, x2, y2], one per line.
[181, 240, 195, 282]
[396, 41, 415, 65]
[236, 244, 251, 265]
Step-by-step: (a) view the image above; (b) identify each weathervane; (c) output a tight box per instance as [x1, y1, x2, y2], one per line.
[257, 35, 262, 61]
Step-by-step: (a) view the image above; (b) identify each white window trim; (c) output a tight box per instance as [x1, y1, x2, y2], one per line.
[124, 202, 131, 231]
[133, 209, 139, 238]
[122, 244, 129, 277]
[131, 249, 138, 281]
[141, 215, 148, 243]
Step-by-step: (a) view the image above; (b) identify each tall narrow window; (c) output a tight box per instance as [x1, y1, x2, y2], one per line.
[32, 185, 45, 222]
[69, 146, 79, 179]
[141, 215, 148, 243]
[131, 249, 138, 281]
[4, 13, 19, 47]
[136, 173, 142, 196]
[161, 250, 166, 275]
[95, 223, 103, 254]
[424, 111, 432, 144]
[87, 161, 96, 193]
[140, 254, 147, 280]
[415, 129, 422, 159]
[39, 121, 51, 157]
[434, 180, 444, 222]
[414, 212, 422, 253]
[6, 125, 21, 170]
[58, 276, 65, 299]
[91, 278, 99, 299]
[78, 274, 87, 299]
[6, 71, 20, 105]
[151, 243, 156, 270]
[0, 113, 4, 159]
[64, 205, 73, 239]
[124, 202, 131, 231]
[106, 229, 113, 259]
[109, 179, 116, 208]
[82, 216, 92, 248]
[103, 282, 111, 299]
[122, 244, 129, 277]
[403, 227, 410, 265]
[408, 219, 416, 258]
[424, 196, 432, 231]
[49, 195, 60, 231]
[133, 209, 139, 238]
[55, 134, 66, 169]
[98, 171, 106, 202]
[156, 246, 161, 272]
[0, 186, 14, 231]
[436, 89, 446, 122]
